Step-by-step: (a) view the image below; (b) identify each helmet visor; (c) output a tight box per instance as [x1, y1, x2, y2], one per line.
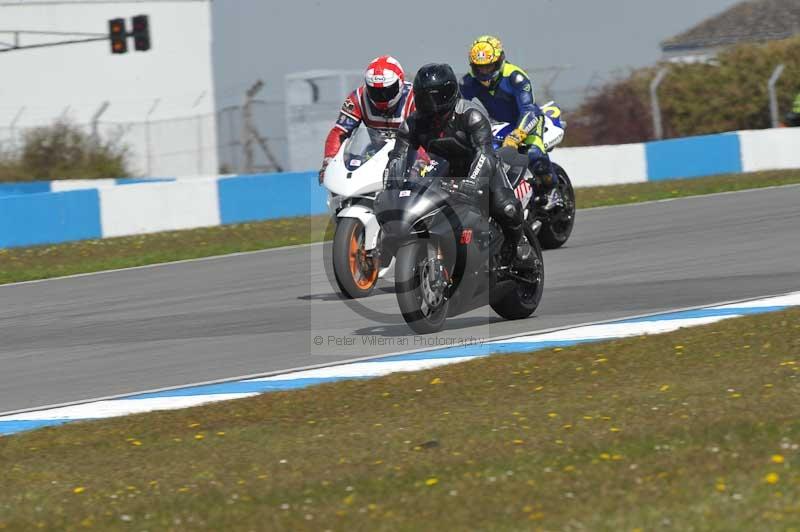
[366, 82, 400, 104]
[471, 62, 502, 82]
[416, 82, 458, 115]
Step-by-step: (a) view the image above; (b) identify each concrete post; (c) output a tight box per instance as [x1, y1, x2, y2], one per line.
[242, 80, 263, 174]
[9, 106, 25, 153]
[650, 67, 669, 140]
[90, 101, 110, 144]
[145, 99, 160, 176]
[768, 64, 786, 128]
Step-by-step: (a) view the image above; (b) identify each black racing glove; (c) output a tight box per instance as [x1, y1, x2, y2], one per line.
[458, 176, 480, 197]
[444, 176, 483, 205]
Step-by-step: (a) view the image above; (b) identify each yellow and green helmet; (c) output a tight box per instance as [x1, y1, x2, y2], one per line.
[469, 35, 505, 86]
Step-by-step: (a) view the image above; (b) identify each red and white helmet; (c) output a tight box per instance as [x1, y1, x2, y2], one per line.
[364, 55, 405, 111]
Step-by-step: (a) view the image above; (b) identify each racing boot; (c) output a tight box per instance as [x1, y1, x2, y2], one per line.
[499, 218, 524, 267]
[531, 158, 563, 212]
[542, 187, 565, 212]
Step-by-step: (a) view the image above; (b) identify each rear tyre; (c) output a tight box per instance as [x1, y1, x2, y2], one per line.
[332, 218, 379, 299]
[491, 233, 544, 320]
[538, 163, 576, 249]
[395, 241, 448, 334]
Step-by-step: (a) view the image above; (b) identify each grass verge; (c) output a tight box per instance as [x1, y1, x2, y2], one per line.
[1, 309, 799, 529]
[578, 169, 800, 208]
[0, 216, 331, 285]
[1, 169, 799, 286]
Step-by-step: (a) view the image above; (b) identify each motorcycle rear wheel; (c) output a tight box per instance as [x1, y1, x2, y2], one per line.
[333, 218, 379, 299]
[537, 163, 576, 250]
[491, 232, 544, 320]
[395, 241, 449, 334]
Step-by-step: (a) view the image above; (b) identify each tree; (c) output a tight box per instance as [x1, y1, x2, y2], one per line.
[0, 119, 131, 182]
[565, 36, 800, 147]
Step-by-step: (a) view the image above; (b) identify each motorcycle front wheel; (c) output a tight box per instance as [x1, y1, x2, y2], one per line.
[394, 241, 449, 334]
[332, 218, 379, 299]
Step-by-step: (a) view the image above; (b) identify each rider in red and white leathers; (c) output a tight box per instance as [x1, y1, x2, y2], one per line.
[319, 55, 417, 183]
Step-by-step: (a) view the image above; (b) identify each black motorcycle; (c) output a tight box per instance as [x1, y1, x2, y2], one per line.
[375, 171, 544, 334]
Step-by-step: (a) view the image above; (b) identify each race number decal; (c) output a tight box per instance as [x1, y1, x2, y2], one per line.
[542, 105, 562, 119]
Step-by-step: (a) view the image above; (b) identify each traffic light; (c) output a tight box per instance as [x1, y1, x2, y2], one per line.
[108, 18, 127, 54]
[132, 15, 151, 51]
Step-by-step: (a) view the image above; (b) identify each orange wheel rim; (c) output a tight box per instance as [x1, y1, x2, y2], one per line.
[348, 223, 378, 290]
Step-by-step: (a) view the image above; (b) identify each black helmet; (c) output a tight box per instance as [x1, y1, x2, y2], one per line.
[413, 63, 460, 117]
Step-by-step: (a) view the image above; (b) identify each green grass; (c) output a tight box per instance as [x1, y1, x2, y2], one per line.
[578, 169, 800, 208]
[0, 216, 331, 285]
[1, 169, 799, 286]
[1, 308, 799, 530]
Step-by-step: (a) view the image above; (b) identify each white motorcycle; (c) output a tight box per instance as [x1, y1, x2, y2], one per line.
[323, 125, 394, 298]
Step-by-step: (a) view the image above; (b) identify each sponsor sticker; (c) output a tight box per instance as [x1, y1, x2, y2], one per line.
[469, 154, 486, 179]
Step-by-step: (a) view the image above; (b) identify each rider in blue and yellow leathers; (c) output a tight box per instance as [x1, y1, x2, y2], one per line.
[460, 35, 562, 210]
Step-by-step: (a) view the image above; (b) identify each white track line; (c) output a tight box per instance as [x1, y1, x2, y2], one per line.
[2, 289, 797, 419]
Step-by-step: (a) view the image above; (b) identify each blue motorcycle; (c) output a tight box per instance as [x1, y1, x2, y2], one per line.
[490, 102, 576, 249]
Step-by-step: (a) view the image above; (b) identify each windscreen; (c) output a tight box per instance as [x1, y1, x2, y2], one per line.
[343, 126, 389, 171]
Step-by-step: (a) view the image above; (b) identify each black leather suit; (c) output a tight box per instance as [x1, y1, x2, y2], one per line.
[386, 99, 523, 248]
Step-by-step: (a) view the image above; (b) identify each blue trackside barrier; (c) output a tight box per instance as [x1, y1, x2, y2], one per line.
[218, 171, 327, 225]
[0, 181, 51, 198]
[114, 177, 176, 186]
[0, 177, 176, 198]
[645, 132, 742, 181]
[0, 189, 102, 248]
[1, 127, 799, 249]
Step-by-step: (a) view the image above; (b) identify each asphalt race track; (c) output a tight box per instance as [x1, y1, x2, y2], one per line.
[2, 185, 799, 413]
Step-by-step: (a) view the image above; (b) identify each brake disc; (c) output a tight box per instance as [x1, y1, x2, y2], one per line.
[421, 259, 446, 309]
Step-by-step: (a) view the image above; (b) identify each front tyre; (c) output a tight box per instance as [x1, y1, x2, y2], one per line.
[332, 218, 379, 299]
[395, 241, 448, 334]
[538, 163, 576, 249]
[491, 233, 544, 320]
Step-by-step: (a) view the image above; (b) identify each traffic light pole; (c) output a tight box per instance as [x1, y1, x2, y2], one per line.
[0, 16, 149, 55]
[0, 35, 109, 53]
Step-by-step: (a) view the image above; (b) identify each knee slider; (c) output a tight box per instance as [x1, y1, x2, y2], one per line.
[531, 157, 550, 176]
[531, 160, 555, 189]
[534, 174, 556, 189]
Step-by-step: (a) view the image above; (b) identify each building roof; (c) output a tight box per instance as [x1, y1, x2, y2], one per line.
[662, 0, 800, 53]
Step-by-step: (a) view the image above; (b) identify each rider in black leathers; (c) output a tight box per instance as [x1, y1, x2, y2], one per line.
[385, 63, 524, 261]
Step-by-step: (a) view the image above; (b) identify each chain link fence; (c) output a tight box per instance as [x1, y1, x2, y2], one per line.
[0, 72, 591, 180]
[0, 101, 290, 179]
[217, 100, 287, 174]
